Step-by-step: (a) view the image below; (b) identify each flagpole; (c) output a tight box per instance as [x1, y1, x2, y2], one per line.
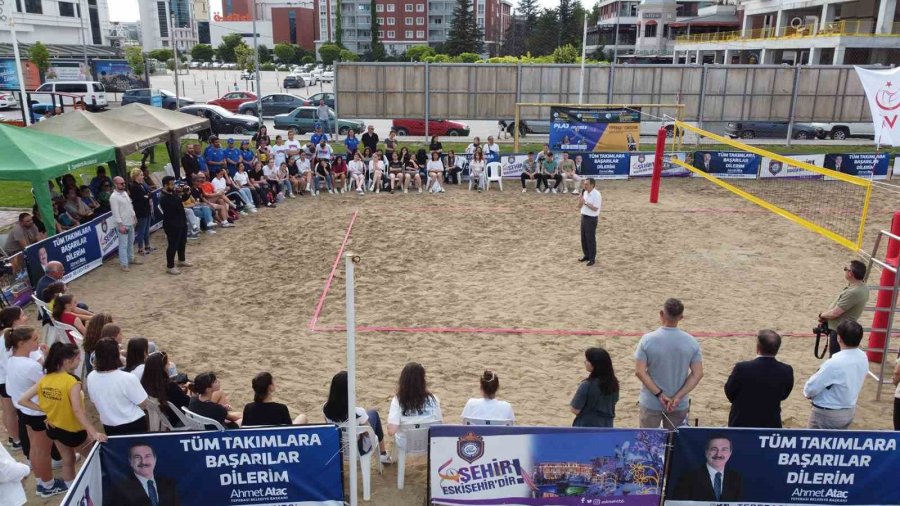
[8, 16, 31, 126]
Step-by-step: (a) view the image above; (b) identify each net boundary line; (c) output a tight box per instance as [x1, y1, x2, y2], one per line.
[308, 210, 359, 331]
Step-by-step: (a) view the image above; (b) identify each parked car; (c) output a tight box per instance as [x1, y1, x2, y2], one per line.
[179, 104, 261, 135]
[302, 92, 335, 108]
[808, 122, 875, 140]
[321, 70, 335, 82]
[207, 91, 258, 113]
[0, 92, 18, 109]
[240, 71, 256, 80]
[122, 88, 194, 110]
[29, 103, 55, 116]
[391, 118, 470, 137]
[273, 106, 365, 135]
[297, 71, 317, 86]
[237, 93, 306, 117]
[31, 81, 108, 111]
[725, 121, 822, 140]
[283, 75, 306, 89]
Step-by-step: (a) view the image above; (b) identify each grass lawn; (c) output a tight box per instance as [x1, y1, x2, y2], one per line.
[0, 139, 893, 209]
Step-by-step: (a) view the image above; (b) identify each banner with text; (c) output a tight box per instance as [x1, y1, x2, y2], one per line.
[692, 151, 760, 179]
[550, 107, 641, 153]
[98, 426, 343, 506]
[759, 154, 826, 179]
[23, 213, 113, 287]
[665, 427, 900, 506]
[430, 425, 667, 506]
[629, 152, 690, 177]
[824, 153, 890, 180]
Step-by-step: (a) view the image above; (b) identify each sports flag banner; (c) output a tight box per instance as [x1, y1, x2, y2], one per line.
[630, 152, 689, 177]
[692, 151, 760, 179]
[665, 427, 900, 506]
[430, 426, 667, 506]
[854, 66, 900, 146]
[824, 153, 890, 180]
[549, 107, 641, 153]
[60, 443, 102, 506]
[98, 426, 344, 506]
[759, 154, 825, 179]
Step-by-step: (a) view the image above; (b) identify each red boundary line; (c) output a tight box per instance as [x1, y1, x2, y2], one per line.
[308, 210, 808, 338]
[308, 210, 359, 331]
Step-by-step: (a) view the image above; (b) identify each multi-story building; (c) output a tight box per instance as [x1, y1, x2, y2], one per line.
[193, 0, 211, 44]
[315, 0, 512, 56]
[0, 0, 112, 46]
[673, 0, 899, 65]
[210, 1, 316, 50]
[138, 0, 199, 51]
[272, 6, 317, 50]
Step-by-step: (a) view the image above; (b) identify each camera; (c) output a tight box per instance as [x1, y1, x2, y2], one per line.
[812, 319, 830, 338]
[813, 319, 830, 359]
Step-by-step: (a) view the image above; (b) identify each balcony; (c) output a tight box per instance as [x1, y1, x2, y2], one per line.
[675, 19, 900, 43]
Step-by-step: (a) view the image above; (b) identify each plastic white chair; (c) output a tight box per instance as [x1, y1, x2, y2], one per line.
[31, 294, 54, 342]
[181, 406, 226, 430]
[396, 421, 438, 490]
[163, 163, 176, 179]
[80, 174, 91, 186]
[145, 397, 176, 432]
[167, 401, 198, 429]
[486, 161, 503, 191]
[338, 424, 383, 501]
[150, 171, 166, 188]
[463, 417, 514, 426]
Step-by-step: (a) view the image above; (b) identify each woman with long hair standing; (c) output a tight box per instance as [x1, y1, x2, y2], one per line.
[323, 371, 391, 463]
[569, 347, 619, 427]
[0, 307, 25, 451]
[460, 370, 515, 423]
[18, 343, 106, 488]
[242, 372, 307, 426]
[129, 167, 152, 256]
[387, 362, 442, 448]
[86, 338, 148, 435]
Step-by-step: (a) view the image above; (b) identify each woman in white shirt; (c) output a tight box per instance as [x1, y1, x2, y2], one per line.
[348, 152, 367, 194]
[368, 151, 386, 193]
[233, 162, 264, 208]
[460, 370, 515, 424]
[0, 307, 26, 451]
[468, 149, 487, 193]
[86, 338, 148, 436]
[426, 151, 446, 194]
[0, 442, 29, 505]
[387, 362, 442, 449]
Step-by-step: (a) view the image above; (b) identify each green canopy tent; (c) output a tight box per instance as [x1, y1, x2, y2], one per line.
[0, 124, 116, 235]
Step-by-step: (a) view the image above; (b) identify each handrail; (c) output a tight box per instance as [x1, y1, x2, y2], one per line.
[675, 20, 900, 43]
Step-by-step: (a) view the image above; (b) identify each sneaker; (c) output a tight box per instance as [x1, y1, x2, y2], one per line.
[8, 438, 21, 451]
[369, 184, 375, 191]
[167, 268, 182, 275]
[379, 453, 394, 465]
[178, 260, 194, 267]
[535, 188, 541, 193]
[544, 188, 550, 194]
[551, 188, 558, 194]
[328, 189, 334, 194]
[403, 188, 408, 194]
[249, 207, 258, 213]
[240, 210, 248, 216]
[289, 194, 297, 199]
[562, 188, 568, 194]
[130, 257, 143, 265]
[37, 479, 67, 498]
[205, 229, 217, 235]
[120, 265, 130, 272]
[220, 222, 235, 228]
[187, 234, 200, 241]
[522, 188, 527, 193]
[418, 189, 423, 194]
[357, 188, 364, 194]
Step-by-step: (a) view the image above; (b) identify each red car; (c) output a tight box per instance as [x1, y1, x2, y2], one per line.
[391, 118, 470, 137]
[207, 91, 258, 113]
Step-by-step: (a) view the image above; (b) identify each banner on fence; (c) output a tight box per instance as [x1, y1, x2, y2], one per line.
[824, 153, 890, 180]
[97, 426, 344, 506]
[581, 152, 631, 179]
[45, 60, 92, 82]
[630, 152, 689, 177]
[60, 443, 102, 506]
[24, 213, 112, 287]
[0, 253, 33, 307]
[93, 59, 147, 92]
[692, 151, 760, 179]
[0, 58, 41, 91]
[499, 154, 530, 177]
[550, 107, 641, 153]
[665, 427, 900, 506]
[759, 154, 825, 179]
[430, 426, 667, 506]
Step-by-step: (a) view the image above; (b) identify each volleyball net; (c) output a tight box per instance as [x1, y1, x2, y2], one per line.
[666, 120, 872, 251]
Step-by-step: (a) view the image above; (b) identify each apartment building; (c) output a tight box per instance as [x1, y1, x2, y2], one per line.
[138, 0, 199, 50]
[0, 0, 111, 46]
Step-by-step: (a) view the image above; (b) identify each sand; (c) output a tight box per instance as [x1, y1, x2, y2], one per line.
[24, 177, 899, 505]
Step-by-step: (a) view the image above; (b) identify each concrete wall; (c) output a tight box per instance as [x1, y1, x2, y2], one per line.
[334, 63, 877, 124]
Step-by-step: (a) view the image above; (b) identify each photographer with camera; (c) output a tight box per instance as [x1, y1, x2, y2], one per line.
[817, 260, 869, 357]
[160, 177, 193, 276]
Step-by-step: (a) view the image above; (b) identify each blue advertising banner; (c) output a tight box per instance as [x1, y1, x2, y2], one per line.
[581, 152, 631, 179]
[550, 107, 641, 153]
[629, 152, 690, 177]
[692, 151, 760, 179]
[0, 58, 21, 90]
[824, 153, 890, 180]
[93, 59, 147, 92]
[430, 426, 667, 506]
[665, 427, 900, 506]
[150, 189, 164, 232]
[98, 426, 344, 506]
[24, 213, 112, 287]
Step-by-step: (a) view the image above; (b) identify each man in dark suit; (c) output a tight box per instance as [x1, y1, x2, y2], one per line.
[105, 443, 181, 506]
[724, 329, 794, 427]
[672, 436, 743, 501]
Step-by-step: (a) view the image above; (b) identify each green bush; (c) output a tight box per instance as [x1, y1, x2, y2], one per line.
[260, 63, 277, 71]
[454, 52, 481, 63]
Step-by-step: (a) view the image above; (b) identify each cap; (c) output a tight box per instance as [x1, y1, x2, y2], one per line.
[315, 124, 322, 130]
[241, 140, 249, 145]
[227, 138, 235, 144]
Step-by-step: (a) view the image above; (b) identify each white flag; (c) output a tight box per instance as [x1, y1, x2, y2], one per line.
[855, 66, 900, 147]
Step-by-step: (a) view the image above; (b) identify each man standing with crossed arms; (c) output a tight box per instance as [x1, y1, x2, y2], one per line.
[577, 179, 601, 266]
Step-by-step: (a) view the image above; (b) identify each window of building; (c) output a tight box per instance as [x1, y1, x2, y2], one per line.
[416, 4, 424, 11]
[416, 17, 424, 25]
[378, 30, 384, 37]
[289, 10, 297, 43]
[360, 15, 370, 24]
[358, 4, 369, 11]
[377, 17, 383, 24]
[387, 17, 395, 25]
[22, 0, 42, 14]
[376, 4, 383, 11]
[157, 2, 169, 37]
[644, 23, 657, 37]
[405, 4, 413, 11]
[431, 17, 441, 24]
[387, 30, 395, 37]
[387, 4, 395, 11]
[477, 18, 483, 28]
[405, 17, 413, 24]
[477, 3, 484, 13]
[59, 2, 76, 16]
[405, 30, 413, 38]
[416, 30, 424, 38]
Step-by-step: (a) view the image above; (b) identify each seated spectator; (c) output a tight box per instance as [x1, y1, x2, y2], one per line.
[48, 180, 62, 201]
[242, 372, 307, 426]
[183, 178, 216, 233]
[558, 152, 580, 194]
[192, 174, 233, 227]
[3, 213, 44, 255]
[35, 262, 91, 316]
[295, 152, 312, 195]
[42, 282, 67, 314]
[31, 205, 50, 236]
[60, 174, 78, 195]
[465, 136, 482, 156]
[387, 362, 442, 449]
[95, 180, 112, 213]
[468, 150, 487, 193]
[63, 187, 93, 222]
[387, 152, 404, 193]
[51, 294, 86, 343]
[426, 151, 445, 194]
[188, 372, 241, 428]
[248, 161, 276, 208]
[123, 337, 149, 380]
[429, 135, 443, 156]
[89, 166, 112, 197]
[85, 338, 148, 436]
[313, 158, 334, 196]
[331, 156, 348, 193]
[276, 162, 296, 199]
[211, 168, 251, 214]
[79, 186, 100, 214]
[18, 343, 106, 489]
[53, 200, 79, 231]
[348, 152, 367, 194]
[445, 151, 463, 185]
[323, 371, 391, 464]
[232, 162, 265, 209]
[201, 170, 241, 217]
[361, 146, 373, 164]
[570, 347, 619, 427]
[520, 152, 540, 192]
[82, 313, 113, 375]
[541, 152, 563, 194]
[460, 370, 515, 423]
[140, 351, 190, 428]
[402, 149, 422, 194]
[262, 159, 286, 200]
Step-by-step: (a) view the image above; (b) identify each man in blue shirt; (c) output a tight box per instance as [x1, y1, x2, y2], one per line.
[803, 320, 868, 429]
[310, 125, 329, 147]
[203, 136, 226, 176]
[223, 138, 241, 177]
[239, 140, 256, 171]
[196, 145, 209, 176]
[344, 129, 360, 156]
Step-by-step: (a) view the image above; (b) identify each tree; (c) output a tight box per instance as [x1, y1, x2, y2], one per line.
[294, 45, 311, 64]
[319, 43, 342, 65]
[124, 46, 145, 77]
[455, 52, 481, 63]
[234, 44, 255, 72]
[274, 43, 295, 64]
[258, 44, 272, 63]
[191, 44, 215, 62]
[149, 48, 173, 62]
[335, 6, 342, 46]
[528, 8, 559, 56]
[518, 0, 539, 25]
[444, 0, 483, 56]
[339, 49, 360, 62]
[557, 0, 575, 47]
[301, 55, 315, 65]
[587, 1, 601, 25]
[368, 0, 386, 61]
[501, 16, 527, 56]
[216, 33, 245, 63]
[29, 41, 51, 78]
[406, 45, 435, 61]
[552, 43, 579, 63]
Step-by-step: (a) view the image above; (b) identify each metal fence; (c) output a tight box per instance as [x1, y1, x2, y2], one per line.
[334, 62, 883, 127]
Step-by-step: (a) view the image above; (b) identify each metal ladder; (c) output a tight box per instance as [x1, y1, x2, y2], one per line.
[859, 229, 900, 401]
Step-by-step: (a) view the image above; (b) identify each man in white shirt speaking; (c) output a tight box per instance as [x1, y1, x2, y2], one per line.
[577, 178, 601, 266]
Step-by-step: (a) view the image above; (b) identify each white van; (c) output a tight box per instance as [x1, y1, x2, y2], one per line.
[31, 81, 108, 111]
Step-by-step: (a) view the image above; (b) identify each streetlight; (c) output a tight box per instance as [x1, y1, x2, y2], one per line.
[251, 0, 261, 122]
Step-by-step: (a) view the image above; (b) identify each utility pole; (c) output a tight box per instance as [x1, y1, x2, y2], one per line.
[252, 0, 262, 121]
[8, 16, 30, 126]
[78, 0, 88, 65]
[171, 7, 181, 105]
[578, 16, 587, 104]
